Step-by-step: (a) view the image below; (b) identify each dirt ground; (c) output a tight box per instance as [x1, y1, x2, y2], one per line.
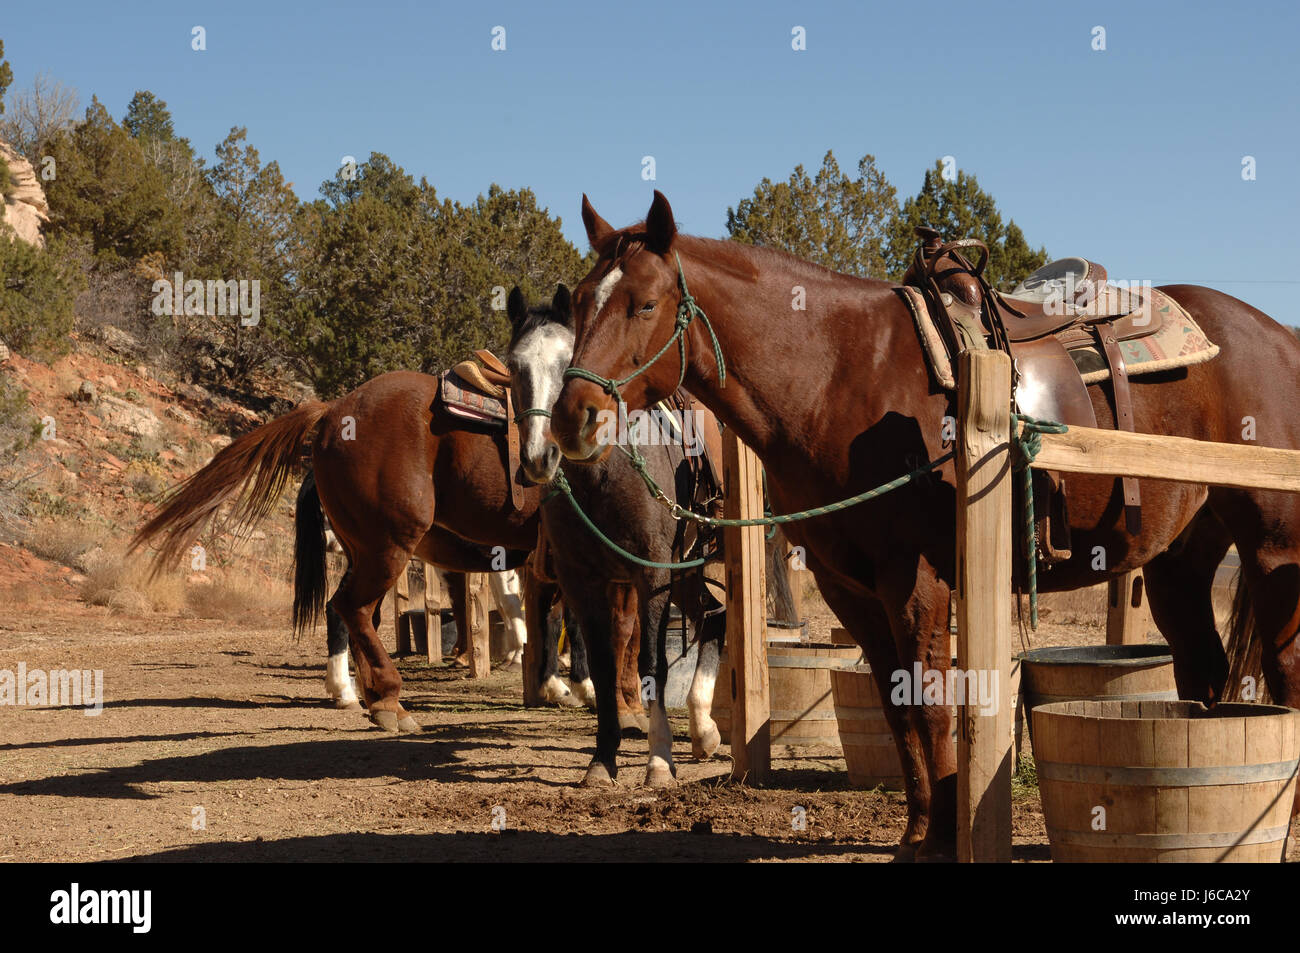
[1, 592, 1295, 863]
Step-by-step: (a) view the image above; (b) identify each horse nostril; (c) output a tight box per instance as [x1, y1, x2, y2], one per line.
[544, 445, 559, 472]
[583, 404, 599, 436]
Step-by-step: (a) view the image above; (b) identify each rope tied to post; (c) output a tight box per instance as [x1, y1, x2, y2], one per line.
[1010, 413, 1069, 628]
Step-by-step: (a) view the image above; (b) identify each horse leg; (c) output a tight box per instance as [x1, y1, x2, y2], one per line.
[681, 568, 725, 760]
[541, 594, 583, 707]
[817, 572, 934, 858]
[489, 570, 527, 671]
[578, 594, 622, 786]
[638, 579, 676, 788]
[324, 592, 361, 709]
[884, 561, 957, 860]
[446, 571, 470, 668]
[330, 551, 417, 733]
[1141, 508, 1232, 702]
[566, 607, 597, 708]
[615, 603, 647, 737]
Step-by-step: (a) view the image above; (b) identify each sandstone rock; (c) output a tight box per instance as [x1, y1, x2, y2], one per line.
[175, 382, 213, 404]
[164, 405, 196, 425]
[93, 324, 143, 358]
[97, 394, 162, 439]
[99, 375, 119, 390]
[209, 434, 233, 449]
[0, 141, 50, 247]
[0, 338, 10, 363]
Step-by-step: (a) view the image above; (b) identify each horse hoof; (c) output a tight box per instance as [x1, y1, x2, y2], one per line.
[633, 712, 650, 733]
[369, 709, 401, 732]
[890, 843, 919, 864]
[555, 692, 585, 709]
[582, 762, 616, 788]
[644, 764, 676, 789]
[397, 715, 419, 733]
[331, 698, 363, 711]
[692, 724, 722, 761]
[915, 839, 957, 863]
[571, 678, 598, 710]
[504, 661, 523, 673]
[448, 653, 469, 669]
[619, 712, 646, 738]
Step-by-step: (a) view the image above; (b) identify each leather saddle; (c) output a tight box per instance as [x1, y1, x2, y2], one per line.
[438, 349, 525, 510]
[905, 227, 1163, 551]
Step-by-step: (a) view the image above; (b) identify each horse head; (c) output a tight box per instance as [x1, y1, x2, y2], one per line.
[506, 283, 575, 484]
[553, 191, 693, 462]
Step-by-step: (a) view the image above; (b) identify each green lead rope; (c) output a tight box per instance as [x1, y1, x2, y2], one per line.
[1010, 413, 1069, 628]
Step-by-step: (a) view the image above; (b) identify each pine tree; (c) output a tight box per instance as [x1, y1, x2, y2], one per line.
[885, 160, 1048, 290]
[726, 151, 898, 278]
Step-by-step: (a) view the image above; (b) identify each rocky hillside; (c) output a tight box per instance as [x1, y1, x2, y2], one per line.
[0, 325, 308, 623]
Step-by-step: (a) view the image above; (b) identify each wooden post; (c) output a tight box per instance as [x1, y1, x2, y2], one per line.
[522, 563, 547, 706]
[466, 572, 492, 679]
[392, 561, 411, 654]
[423, 562, 443, 663]
[1107, 570, 1153, 645]
[723, 429, 770, 783]
[955, 350, 1014, 863]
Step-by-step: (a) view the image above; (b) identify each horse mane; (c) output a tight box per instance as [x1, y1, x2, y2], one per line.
[596, 225, 888, 287]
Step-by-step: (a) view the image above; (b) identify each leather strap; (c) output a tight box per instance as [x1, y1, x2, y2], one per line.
[505, 388, 523, 510]
[475, 348, 512, 388]
[1096, 320, 1142, 534]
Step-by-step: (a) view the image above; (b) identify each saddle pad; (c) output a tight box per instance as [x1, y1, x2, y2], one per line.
[439, 368, 507, 426]
[899, 285, 1219, 392]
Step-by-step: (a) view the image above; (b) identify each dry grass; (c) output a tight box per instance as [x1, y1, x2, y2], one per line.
[21, 520, 110, 569]
[185, 571, 292, 624]
[79, 555, 186, 614]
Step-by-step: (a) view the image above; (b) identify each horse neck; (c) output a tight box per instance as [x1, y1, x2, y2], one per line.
[674, 243, 896, 460]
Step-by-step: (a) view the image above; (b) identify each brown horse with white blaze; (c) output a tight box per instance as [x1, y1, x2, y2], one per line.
[551, 191, 1300, 859]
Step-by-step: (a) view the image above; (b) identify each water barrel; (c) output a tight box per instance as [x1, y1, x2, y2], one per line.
[1016, 644, 1176, 745]
[712, 641, 862, 753]
[1033, 699, 1300, 862]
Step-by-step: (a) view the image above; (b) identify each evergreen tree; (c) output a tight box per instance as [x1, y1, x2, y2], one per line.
[726, 151, 897, 277]
[885, 159, 1048, 289]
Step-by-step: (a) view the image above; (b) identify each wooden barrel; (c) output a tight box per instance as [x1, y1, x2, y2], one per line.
[1016, 645, 1176, 745]
[712, 641, 862, 753]
[831, 656, 1023, 789]
[1033, 699, 1300, 862]
[831, 663, 910, 789]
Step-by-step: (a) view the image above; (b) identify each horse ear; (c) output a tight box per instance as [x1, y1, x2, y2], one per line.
[552, 284, 573, 327]
[581, 194, 613, 247]
[645, 190, 676, 253]
[507, 286, 527, 326]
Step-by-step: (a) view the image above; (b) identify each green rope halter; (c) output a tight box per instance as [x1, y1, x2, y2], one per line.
[563, 252, 726, 404]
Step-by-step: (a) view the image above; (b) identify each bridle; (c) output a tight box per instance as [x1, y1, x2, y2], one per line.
[563, 252, 726, 407]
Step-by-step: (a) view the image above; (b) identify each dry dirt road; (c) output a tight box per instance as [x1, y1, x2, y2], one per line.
[0, 602, 1293, 863]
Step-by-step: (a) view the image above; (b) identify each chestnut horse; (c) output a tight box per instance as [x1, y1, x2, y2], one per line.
[133, 360, 563, 730]
[549, 191, 1300, 859]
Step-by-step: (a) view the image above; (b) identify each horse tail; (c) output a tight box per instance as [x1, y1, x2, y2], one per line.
[1223, 567, 1270, 703]
[130, 400, 332, 576]
[292, 469, 330, 640]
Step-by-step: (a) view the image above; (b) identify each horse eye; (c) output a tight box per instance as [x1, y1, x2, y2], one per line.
[640, 301, 657, 313]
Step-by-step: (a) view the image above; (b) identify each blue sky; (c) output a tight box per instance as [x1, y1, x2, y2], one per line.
[4, 0, 1298, 319]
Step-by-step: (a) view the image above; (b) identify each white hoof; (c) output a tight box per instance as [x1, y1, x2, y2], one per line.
[325, 653, 359, 707]
[542, 674, 573, 705]
[571, 677, 598, 710]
